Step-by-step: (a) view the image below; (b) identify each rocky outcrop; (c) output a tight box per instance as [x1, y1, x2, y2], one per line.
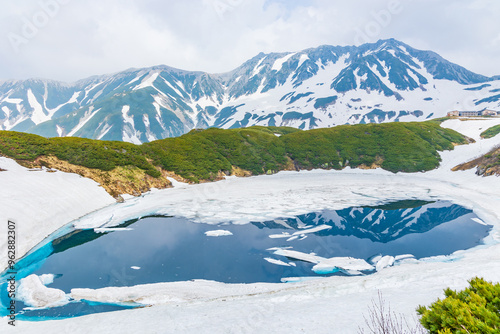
[25, 155, 173, 199]
[452, 146, 500, 176]
[16, 155, 264, 200]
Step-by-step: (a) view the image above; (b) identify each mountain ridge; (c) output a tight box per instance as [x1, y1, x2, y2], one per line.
[1, 39, 499, 143]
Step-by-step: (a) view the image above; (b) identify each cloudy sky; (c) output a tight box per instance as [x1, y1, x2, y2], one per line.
[1, 0, 499, 82]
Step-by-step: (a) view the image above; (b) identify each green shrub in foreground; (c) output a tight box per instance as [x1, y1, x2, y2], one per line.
[417, 278, 500, 333]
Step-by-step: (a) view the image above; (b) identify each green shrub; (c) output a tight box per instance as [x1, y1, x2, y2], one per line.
[417, 278, 500, 333]
[481, 125, 500, 139]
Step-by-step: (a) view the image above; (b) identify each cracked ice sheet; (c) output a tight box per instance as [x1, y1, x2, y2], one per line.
[71, 167, 500, 239]
[68, 170, 444, 229]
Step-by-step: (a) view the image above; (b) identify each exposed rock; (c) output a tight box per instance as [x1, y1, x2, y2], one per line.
[24, 155, 173, 199]
[452, 146, 500, 176]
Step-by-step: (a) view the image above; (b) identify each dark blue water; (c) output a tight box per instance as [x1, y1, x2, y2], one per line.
[0, 200, 491, 320]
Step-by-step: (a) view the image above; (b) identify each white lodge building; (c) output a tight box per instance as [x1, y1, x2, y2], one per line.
[447, 109, 498, 117]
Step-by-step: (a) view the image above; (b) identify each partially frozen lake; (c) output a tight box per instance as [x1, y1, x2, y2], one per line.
[1, 200, 491, 320]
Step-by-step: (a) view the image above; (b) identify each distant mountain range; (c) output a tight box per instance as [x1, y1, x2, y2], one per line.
[1, 38, 499, 143]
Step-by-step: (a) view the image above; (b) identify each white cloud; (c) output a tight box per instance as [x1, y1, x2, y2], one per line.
[0, 0, 499, 82]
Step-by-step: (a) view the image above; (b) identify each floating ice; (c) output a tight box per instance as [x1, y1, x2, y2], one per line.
[273, 247, 374, 274]
[273, 248, 374, 274]
[264, 258, 292, 267]
[38, 274, 56, 286]
[205, 230, 233, 237]
[313, 257, 374, 274]
[269, 233, 291, 239]
[16, 274, 69, 308]
[267, 246, 293, 251]
[131, 266, 141, 270]
[472, 218, 488, 226]
[273, 249, 324, 264]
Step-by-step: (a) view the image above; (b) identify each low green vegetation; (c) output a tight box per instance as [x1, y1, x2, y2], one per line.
[417, 278, 500, 333]
[481, 124, 500, 139]
[427, 117, 450, 124]
[142, 126, 301, 180]
[0, 131, 161, 177]
[0, 122, 468, 182]
[283, 122, 466, 173]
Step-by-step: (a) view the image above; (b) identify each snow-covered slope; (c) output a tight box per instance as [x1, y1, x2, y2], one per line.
[1, 39, 500, 143]
[0, 159, 115, 267]
[2, 119, 500, 333]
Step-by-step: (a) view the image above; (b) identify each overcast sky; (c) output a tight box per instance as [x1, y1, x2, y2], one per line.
[1, 0, 499, 82]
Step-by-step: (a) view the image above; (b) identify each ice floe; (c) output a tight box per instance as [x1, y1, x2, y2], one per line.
[312, 257, 374, 274]
[16, 274, 69, 308]
[263, 258, 293, 267]
[472, 217, 488, 226]
[273, 248, 324, 264]
[273, 248, 374, 274]
[269, 233, 292, 239]
[204, 230, 233, 237]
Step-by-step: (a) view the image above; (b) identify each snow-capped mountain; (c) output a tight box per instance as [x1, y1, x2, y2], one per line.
[1, 39, 500, 143]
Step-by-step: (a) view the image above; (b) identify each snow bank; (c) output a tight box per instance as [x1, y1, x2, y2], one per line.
[0, 158, 115, 271]
[375, 256, 395, 272]
[17, 274, 69, 308]
[71, 280, 284, 306]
